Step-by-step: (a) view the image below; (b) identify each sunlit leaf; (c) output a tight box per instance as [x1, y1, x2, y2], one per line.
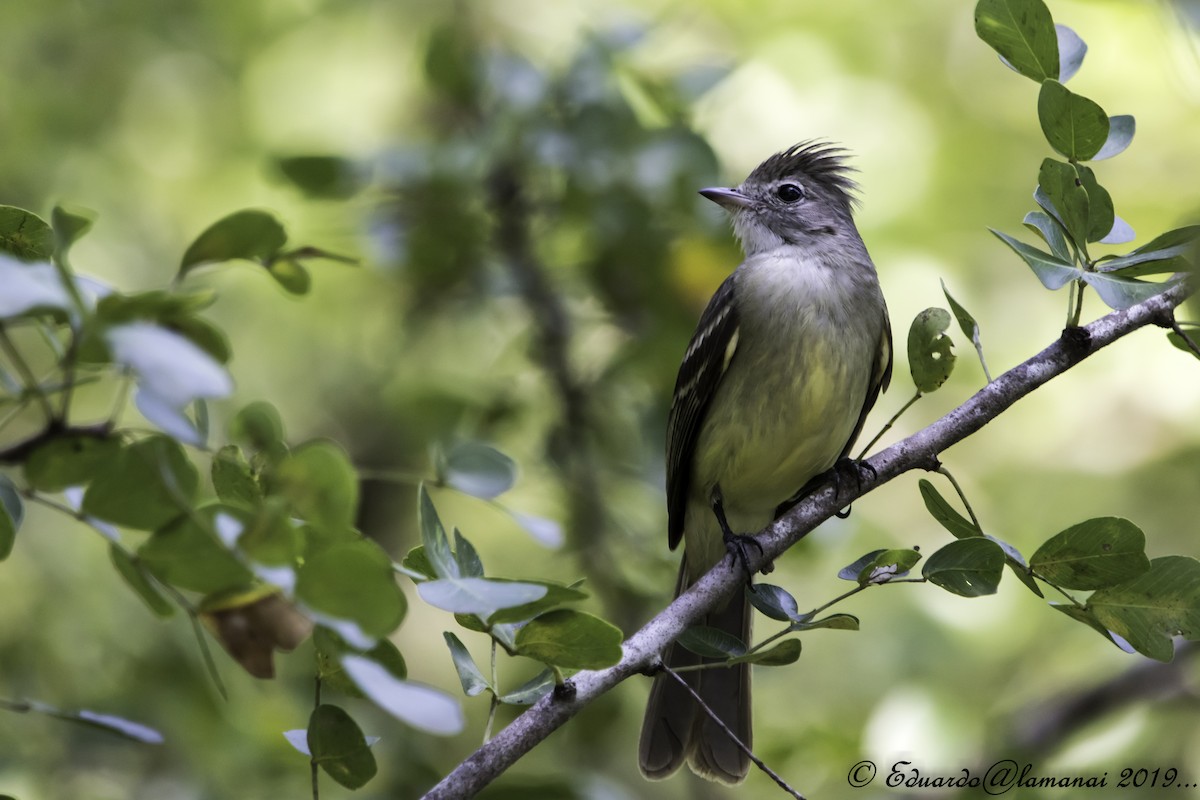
[1092, 114, 1136, 161]
[1087, 556, 1200, 661]
[443, 632, 491, 696]
[975, 0, 1059, 82]
[1037, 80, 1109, 161]
[82, 436, 199, 530]
[342, 654, 465, 735]
[180, 209, 287, 273]
[922, 538, 1005, 597]
[307, 704, 377, 789]
[1031, 517, 1151, 589]
[990, 228, 1081, 290]
[514, 609, 623, 669]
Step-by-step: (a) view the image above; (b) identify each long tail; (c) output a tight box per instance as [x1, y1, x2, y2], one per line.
[638, 558, 752, 784]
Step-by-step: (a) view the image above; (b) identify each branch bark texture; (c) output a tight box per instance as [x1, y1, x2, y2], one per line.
[421, 281, 1191, 799]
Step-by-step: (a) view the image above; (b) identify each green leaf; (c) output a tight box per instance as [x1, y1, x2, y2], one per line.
[307, 704, 377, 790]
[1082, 272, 1179, 311]
[990, 228, 1081, 290]
[790, 613, 859, 632]
[858, 548, 923, 586]
[138, 506, 253, 594]
[0, 257, 74, 319]
[676, 625, 747, 659]
[265, 258, 310, 295]
[238, 498, 302, 568]
[1100, 215, 1136, 246]
[940, 281, 990, 380]
[211, 445, 260, 507]
[109, 545, 174, 617]
[443, 632, 491, 696]
[51, 205, 95, 262]
[453, 528, 483, 578]
[514, 609, 623, 669]
[1031, 517, 1151, 590]
[419, 486, 459, 579]
[24, 435, 121, 492]
[296, 540, 407, 639]
[399, 545, 437, 580]
[922, 538, 1005, 597]
[417, 577, 547, 618]
[1037, 159, 1090, 249]
[270, 441, 358, 531]
[230, 401, 285, 453]
[0, 473, 23, 561]
[1096, 225, 1200, 273]
[918, 479, 982, 540]
[341, 654, 465, 734]
[1050, 603, 1135, 652]
[1023, 210, 1072, 262]
[179, 209, 287, 274]
[15, 698, 165, 744]
[497, 669, 555, 705]
[907, 308, 956, 393]
[0, 205, 54, 260]
[1037, 80, 1109, 161]
[1093, 114, 1135, 161]
[274, 155, 366, 200]
[314, 628, 406, 698]
[1074, 164, 1114, 243]
[728, 638, 802, 667]
[974, 0, 1059, 82]
[440, 441, 517, 500]
[1168, 330, 1200, 360]
[82, 436, 199, 530]
[1087, 556, 1200, 661]
[1054, 24, 1087, 83]
[747, 583, 800, 622]
[485, 580, 589, 624]
[838, 549, 886, 581]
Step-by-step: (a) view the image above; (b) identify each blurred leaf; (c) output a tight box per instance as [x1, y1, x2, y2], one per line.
[296, 540, 406, 638]
[747, 583, 801, 622]
[0, 205, 54, 260]
[1093, 114, 1136, 161]
[941, 281, 991, 380]
[399, 545, 437, 581]
[1031, 517, 1151, 590]
[1100, 215, 1136, 246]
[1037, 80, 1109, 161]
[443, 632, 491, 696]
[1082, 272, 1178, 311]
[514, 609, 623, 669]
[82, 436, 199, 530]
[419, 486, 459, 579]
[453, 528, 484, 578]
[508, 509, 565, 548]
[200, 590, 312, 678]
[791, 613, 860, 632]
[1074, 164, 1114, 243]
[497, 669, 555, 705]
[1037, 159, 1090, 249]
[230, 401, 285, 453]
[265, 258, 310, 295]
[211, 445, 260, 508]
[0, 256, 73, 318]
[109, 545, 174, 617]
[342, 655, 465, 735]
[1168, 329, 1200, 360]
[315, 628, 407, 699]
[859, 548, 923, 585]
[922, 538, 1005, 597]
[179, 209, 287, 274]
[0, 473, 23, 561]
[283, 729, 310, 756]
[1054, 24, 1087, 82]
[138, 506, 253, 594]
[1050, 603, 1135, 652]
[676, 625, 746, 659]
[271, 440, 358, 530]
[274, 155, 366, 200]
[728, 639, 801, 667]
[907, 307, 956, 393]
[417, 576, 547, 618]
[486, 580, 589, 624]
[990, 229, 1081, 289]
[50, 204, 94, 262]
[440, 441, 517, 499]
[975, 0, 1059, 82]
[238, 498, 302, 569]
[7, 698, 163, 744]
[1087, 556, 1200, 661]
[1023, 210, 1072, 262]
[307, 704, 377, 789]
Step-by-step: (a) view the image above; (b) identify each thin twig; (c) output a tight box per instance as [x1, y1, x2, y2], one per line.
[1171, 317, 1200, 359]
[0, 325, 55, 422]
[857, 390, 921, 458]
[660, 665, 805, 799]
[936, 465, 983, 531]
[312, 676, 321, 800]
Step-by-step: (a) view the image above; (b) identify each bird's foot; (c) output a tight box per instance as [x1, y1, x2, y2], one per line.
[723, 530, 763, 586]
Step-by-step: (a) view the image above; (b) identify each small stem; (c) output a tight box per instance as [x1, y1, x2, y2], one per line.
[1036, 572, 1085, 608]
[0, 326, 55, 422]
[936, 466, 983, 531]
[1067, 279, 1086, 328]
[1170, 318, 1200, 359]
[312, 676, 322, 800]
[856, 390, 922, 458]
[806, 584, 869, 619]
[484, 640, 499, 743]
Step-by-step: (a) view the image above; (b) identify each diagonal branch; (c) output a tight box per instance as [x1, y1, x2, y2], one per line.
[420, 281, 1192, 800]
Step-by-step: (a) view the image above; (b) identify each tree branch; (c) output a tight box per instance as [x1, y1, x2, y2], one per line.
[420, 281, 1191, 799]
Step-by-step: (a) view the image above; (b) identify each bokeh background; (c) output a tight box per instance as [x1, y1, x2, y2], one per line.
[2, 0, 1200, 798]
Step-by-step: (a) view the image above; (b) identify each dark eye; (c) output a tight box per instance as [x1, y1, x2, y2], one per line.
[775, 183, 805, 203]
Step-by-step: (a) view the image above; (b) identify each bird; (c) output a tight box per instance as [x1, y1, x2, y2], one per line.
[638, 141, 893, 784]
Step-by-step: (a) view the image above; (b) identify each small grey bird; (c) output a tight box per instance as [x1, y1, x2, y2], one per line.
[638, 142, 893, 784]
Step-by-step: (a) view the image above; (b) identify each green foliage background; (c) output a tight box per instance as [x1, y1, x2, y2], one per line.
[2, 1, 1200, 798]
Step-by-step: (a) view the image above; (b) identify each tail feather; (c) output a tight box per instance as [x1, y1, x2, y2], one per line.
[638, 560, 752, 784]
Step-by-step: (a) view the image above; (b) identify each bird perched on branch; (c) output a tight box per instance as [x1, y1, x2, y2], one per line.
[639, 142, 893, 784]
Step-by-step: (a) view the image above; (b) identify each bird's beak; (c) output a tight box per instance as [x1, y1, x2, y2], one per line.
[699, 187, 753, 210]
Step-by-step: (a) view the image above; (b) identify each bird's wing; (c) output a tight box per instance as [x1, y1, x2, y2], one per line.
[840, 307, 894, 461]
[666, 273, 741, 550]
